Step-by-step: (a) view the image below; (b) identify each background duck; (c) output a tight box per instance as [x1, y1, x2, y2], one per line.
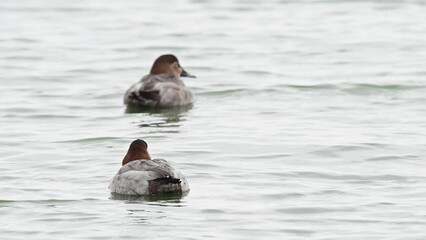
[109, 139, 190, 196]
[124, 54, 196, 108]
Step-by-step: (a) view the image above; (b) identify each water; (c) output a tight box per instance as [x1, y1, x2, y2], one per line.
[1, 0, 426, 239]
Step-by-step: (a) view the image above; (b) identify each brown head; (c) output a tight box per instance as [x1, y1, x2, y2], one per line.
[122, 139, 152, 166]
[149, 54, 196, 78]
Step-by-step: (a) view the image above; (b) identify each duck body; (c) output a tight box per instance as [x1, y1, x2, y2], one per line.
[109, 158, 190, 196]
[124, 54, 195, 108]
[124, 74, 194, 108]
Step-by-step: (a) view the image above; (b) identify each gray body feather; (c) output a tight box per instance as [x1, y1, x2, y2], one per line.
[109, 158, 190, 196]
[124, 74, 193, 108]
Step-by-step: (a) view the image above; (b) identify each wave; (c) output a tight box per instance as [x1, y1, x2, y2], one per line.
[197, 82, 426, 98]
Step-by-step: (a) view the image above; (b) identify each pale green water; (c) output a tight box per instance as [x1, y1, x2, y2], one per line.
[1, 0, 426, 239]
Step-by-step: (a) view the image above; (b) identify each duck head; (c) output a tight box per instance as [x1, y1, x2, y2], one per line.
[150, 54, 196, 78]
[122, 139, 152, 165]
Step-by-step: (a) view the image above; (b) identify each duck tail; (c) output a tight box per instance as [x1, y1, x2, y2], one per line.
[148, 176, 182, 194]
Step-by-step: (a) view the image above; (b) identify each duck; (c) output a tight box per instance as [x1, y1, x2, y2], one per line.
[124, 54, 196, 108]
[109, 139, 190, 196]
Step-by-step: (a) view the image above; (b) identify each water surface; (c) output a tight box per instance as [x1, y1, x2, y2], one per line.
[1, 0, 426, 239]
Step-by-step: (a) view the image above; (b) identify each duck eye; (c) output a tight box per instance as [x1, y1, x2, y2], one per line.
[172, 62, 179, 68]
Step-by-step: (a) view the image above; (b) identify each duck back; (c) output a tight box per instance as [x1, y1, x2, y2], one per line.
[109, 158, 190, 196]
[124, 74, 193, 108]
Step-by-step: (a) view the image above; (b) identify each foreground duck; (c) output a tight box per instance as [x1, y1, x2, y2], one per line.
[109, 139, 190, 196]
[124, 54, 196, 108]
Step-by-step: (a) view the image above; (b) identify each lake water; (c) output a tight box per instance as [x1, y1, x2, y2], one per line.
[1, 0, 426, 239]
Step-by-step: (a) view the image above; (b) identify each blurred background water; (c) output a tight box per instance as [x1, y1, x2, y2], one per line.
[1, 0, 426, 239]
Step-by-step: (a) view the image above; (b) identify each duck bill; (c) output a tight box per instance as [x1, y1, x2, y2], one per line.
[181, 68, 196, 78]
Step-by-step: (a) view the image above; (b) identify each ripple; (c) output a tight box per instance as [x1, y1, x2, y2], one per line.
[55, 137, 121, 143]
[289, 171, 408, 182]
[278, 206, 356, 214]
[268, 83, 426, 95]
[341, 83, 426, 94]
[365, 155, 419, 162]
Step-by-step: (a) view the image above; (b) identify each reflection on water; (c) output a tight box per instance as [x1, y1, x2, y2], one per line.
[110, 192, 186, 202]
[110, 192, 188, 208]
[126, 208, 159, 224]
[125, 104, 193, 115]
[126, 105, 192, 133]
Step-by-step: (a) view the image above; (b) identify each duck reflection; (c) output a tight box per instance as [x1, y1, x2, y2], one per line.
[110, 191, 187, 203]
[110, 181, 187, 224]
[110, 192, 188, 212]
[126, 105, 192, 133]
[117, 193, 187, 224]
